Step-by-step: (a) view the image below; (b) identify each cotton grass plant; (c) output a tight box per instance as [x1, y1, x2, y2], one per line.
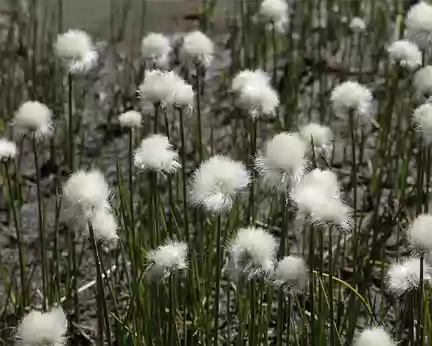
[4, 0, 432, 345]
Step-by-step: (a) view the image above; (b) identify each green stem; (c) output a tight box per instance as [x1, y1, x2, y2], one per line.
[32, 136, 47, 310]
[195, 68, 203, 162]
[329, 227, 335, 346]
[213, 214, 222, 345]
[178, 108, 189, 241]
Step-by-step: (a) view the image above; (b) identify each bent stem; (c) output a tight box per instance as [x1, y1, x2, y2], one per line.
[32, 136, 47, 310]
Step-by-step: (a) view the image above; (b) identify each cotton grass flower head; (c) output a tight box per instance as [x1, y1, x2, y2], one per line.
[138, 69, 177, 106]
[89, 207, 119, 242]
[231, 69, 270, 93]
[258, 0, 289, 32]
[13, 101, 53, 138]
[180, 30, 214, 68]
[15, 306, 67, 346]
[413, 103, 432, 144]
[54, 29, 98, 74]
[354, 326, 396, 346]
[0, 138, 17, 161]
[134, 134, 180, 175]
[146, 240, 188, 280]
[118, 110, 142, 128]
[387, 257, 432, 296]
[165, 74, 195, 109]
[227, 226, 278, 280]
[291, 169, 352, 231]
[299, 123, 333, 155]
[189, 155, 250, 213]
[414, 66, 432, 96]
[273, 255, 308, 294]
[63, 169, 111, 220]
[330, 81, 372, 117]
[238, 82, 279, 118]
[407, 213, 432, 254]
[141, 32, 171, 68]
[387, 40, 422, 70]
[349, 17, 366, 32]
[405, 1, 432, 48]
[255, 132, 308, 191]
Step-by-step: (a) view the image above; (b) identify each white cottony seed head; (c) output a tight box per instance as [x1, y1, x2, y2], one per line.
[299, 123, 333, 153]
[259, 0, 288, 32]
[138, 69, 177, 105]
[13, 101, 53, 138]
[63, 169, 111, 219]
[238, 82, 280, 118]
[413, 103, 432, 144]
[255, 132, 308, 191]
[118, 110, 142, 128]
[180, 31, 214, 68]
[408, 213, 432, 253]
[354, 326, 397, 346]
[189, 155, 250, 213]
[146, 240, 188, 280]
[0, 138, 17, 161]
[228, 226, 278, 280]
[141, 32, 171, 68]
[273, 255, 308, 294]
[387, 257, 431, 296]
[405, 2, 432, 47]
[387, 40, 422, 70]
[414, 66, 432, 96]
[90, 207, 119, 242]
[15, 307, 68, 346]
[349, 17, 366, 32]
[166, 74, 195, 108]
[54, 29, 98, 73]
[231, 69, 270, 93]
[330, 81, 372, 116]
[291, 169, 352, 231]
[134, 134, 180, 174]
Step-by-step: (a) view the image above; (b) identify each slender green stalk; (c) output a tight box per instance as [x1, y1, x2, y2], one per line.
[419, 254, 424, 345]
[308, 227, 315, 345]
[178, 108, 189, 241]
[213, 214, 222, 345]
[3, 161, 26, 312]
[329, 227, 335, 346]
[32, 136, 47, 310]
[128, 128, 137, 276]
[194, 66, 203, 162]
[276, 290, 284, 346]
[247, 118, 258, 223]
[88, 222, 112, 346]
[67, 73, 74, 172]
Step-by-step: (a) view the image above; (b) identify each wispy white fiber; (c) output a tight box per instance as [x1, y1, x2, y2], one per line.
[299, 123, 333, 155]
[387, 257, 431, 296]
[180, 31, 214, 68]
[141, 32, 171, 68]
[118, 110, 142, 128]
[231, 69, 270, 93]
[189, 155, 250, 213]
[146, 240, 188, 280]
[330, 81, 372, 116]
[273, 255, 308, 294]
[0, 138, 17, 161]
[259, 0, 289, 32]
[238, 82, 280, 118]
[405, 1, 432, 48]
[408, 213, 432, 253]
[413, 103, 432, 143]
[414, 66, 432, 96]
[13, 101, 53, 138]
[387, 40, 422, 70]
[349, 17, 366, 32]
[354, 326, 397, 346]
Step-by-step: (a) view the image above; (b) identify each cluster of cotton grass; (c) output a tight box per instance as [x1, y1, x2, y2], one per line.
[7, 0, 432, 344]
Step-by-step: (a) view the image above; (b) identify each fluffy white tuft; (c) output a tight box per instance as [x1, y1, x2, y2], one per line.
[15, 307, 67, 346]
[238, 82, 280, 117]
[405, 2, 432, 47]
[63, 169, 111, 219]
[54, 29, 97, 73]
[413, 103, 432, 143]
[227, 226, 278, 280]
[273, 255, 308, 293]
[408, 213, 432, 253]
[330, 81, 372, 116]
[141, 32, 171, 68]
[189, 155, 251, 213]
[387, 40, 422, 70]
[299, 123, 333, 154]
[134, 134, 180, 174]
[146, 240, 188, 280]
[90, 207, 119, 242]
[118, 110, 142, 128]
[349, 17, 366, 32]
[387, 257, 431, 296]
[354, 326, 396, 346]
[231, 69, 270, 93]
[0, 138, 17, 161]
[291, 169, 352, 231]
[138, 69, 177, 105]
[414, 66, 432, 96]
[255, 132, 308, 191]
[166, 74, 195, 108]
[259, 0, 288, 32]
[13, 101, 53, 138]
[180, 31, 214, 68]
